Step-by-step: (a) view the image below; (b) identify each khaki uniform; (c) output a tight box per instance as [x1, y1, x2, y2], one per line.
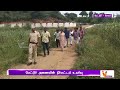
[28, 31, 40, 63]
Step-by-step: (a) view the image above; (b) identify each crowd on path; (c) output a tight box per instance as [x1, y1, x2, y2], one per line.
[27, 26, 85, 66]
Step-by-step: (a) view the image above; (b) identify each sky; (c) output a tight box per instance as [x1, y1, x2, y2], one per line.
[60, 11, 120, 17]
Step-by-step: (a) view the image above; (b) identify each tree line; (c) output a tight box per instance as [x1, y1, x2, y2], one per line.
[0, 11, 66, 22]
[0, 11, 120, 24]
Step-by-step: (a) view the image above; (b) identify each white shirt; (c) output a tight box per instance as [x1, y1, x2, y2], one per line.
[54, 31, 60, 40]
[41, 31, 51, 43]
[69, 31, 73, 37]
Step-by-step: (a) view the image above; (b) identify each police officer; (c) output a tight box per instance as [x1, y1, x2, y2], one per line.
[27, 28, 40, 66]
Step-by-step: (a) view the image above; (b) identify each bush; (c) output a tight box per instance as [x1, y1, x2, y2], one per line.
[23, 23, 31, 30]
[69, 23, 120, 79]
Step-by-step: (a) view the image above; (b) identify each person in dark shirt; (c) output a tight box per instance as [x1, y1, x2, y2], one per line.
[64, 27, 70, 47]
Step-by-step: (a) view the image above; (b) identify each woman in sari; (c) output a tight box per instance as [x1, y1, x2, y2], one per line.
[59, 29, 66, 51]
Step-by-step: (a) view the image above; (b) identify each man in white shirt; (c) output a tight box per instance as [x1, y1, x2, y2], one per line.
[69, 29, 74, 45]
[41, 28, 51, 57]
[54, 29, 60, 48]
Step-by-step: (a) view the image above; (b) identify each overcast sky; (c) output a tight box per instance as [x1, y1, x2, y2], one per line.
[60, 11, 120, 17]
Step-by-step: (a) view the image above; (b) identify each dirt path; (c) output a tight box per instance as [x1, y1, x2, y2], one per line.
[1, 45, 77, 79]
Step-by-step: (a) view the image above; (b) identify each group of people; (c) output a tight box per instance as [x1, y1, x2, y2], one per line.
[54, 27, 85, 50]
[27, 26, 85, 66]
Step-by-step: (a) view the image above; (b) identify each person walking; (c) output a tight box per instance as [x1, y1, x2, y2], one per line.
[64, 27, 69, 47]
[35, 29, 41, 55]
[78, 26, 85, 44]
[69, 29, 74, 45]
[35, 29, 41, 37]
[54, 29, 60, 48]
[41, 28, 51, 57]
[27, 28, 40, 66]
[59, 29, 66, 51]
[73, 27, 79, 45]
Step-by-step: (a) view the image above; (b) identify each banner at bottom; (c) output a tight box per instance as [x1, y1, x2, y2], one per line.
[7, 69, 100, 76]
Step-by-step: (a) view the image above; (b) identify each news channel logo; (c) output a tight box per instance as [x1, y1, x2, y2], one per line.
[100, 70, 114, 78]
[93, 14, 112, 18]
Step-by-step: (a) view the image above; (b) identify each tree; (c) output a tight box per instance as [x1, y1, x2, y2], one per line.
[76, 17, 89, 23]
[79, 11, 88, 17]
[31, 11, 46, 19]
[0, 11, 66, 22]
[89, 11, 93, 18]
[64, 13, 70, 18]
[49, 11, 65, 20]
[69, 13, 77, 20]
[64, 13, 77, 21]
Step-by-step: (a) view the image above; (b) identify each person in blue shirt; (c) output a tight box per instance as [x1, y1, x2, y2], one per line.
[64, 27, 70, 47]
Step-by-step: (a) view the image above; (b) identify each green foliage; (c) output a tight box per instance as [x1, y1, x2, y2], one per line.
[69, 23, 120, 79]
[23, 23, 31, 30]
[76, 17, 90, 23]
[64, 13, 77, 21]
[0, 27, 56, 74]
[79, 11, 88, 17]
[89, 11, 93, 17]
[0, 11, 66, 22]
[1, 11, 120, 24]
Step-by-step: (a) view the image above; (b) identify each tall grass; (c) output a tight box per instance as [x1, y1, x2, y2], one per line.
[69, 23, 120, 79]
[0, 26, 56, 74]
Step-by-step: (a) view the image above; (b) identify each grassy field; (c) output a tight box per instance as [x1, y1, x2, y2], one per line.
[1, 23, 120, 79]
[0, 25, 56, 74]
[69, 23, 120, 79]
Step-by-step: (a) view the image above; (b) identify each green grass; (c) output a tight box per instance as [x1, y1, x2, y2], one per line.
[0, 26, 56, 74]
[69, 23, 120, 79]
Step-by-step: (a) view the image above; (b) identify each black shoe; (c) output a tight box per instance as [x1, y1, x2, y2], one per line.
[44, 54, 46, 57]
[27, 62, 32, 66]
[33, 62, 37, 65]
[47, 52, 49, 55]
[64, 46, 66, 48]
